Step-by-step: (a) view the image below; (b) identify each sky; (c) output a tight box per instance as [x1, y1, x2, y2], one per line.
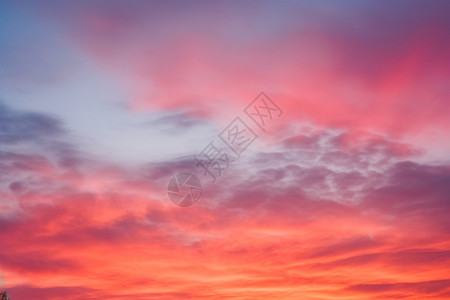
[0, 0, 450, 299]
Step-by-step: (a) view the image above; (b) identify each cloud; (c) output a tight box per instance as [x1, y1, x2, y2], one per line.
[1, 102, 449, 300]
[0, 102, 64, 144]
[347, 279, 450, 297]
[1, 2, 450, 299]
[359, 161, 450, 234]
[19, 0, 449, 138]
[143, 111, 208, 135]
[1, 135, 449, 299]
[7, 285, 95, 300]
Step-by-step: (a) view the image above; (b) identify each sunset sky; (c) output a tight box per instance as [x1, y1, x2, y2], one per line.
[1, 0, 450, 299]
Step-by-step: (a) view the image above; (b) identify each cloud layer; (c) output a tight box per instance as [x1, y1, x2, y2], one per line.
[1, 1, 450, 299]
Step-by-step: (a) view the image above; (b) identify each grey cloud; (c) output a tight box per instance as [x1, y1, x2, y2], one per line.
[0, 101, 64, 144]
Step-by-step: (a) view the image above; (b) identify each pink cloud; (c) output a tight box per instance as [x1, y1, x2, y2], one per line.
[32, 0, 449, 140]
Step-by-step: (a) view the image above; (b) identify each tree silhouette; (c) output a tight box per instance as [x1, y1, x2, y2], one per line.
[1, 291, 9, 300]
